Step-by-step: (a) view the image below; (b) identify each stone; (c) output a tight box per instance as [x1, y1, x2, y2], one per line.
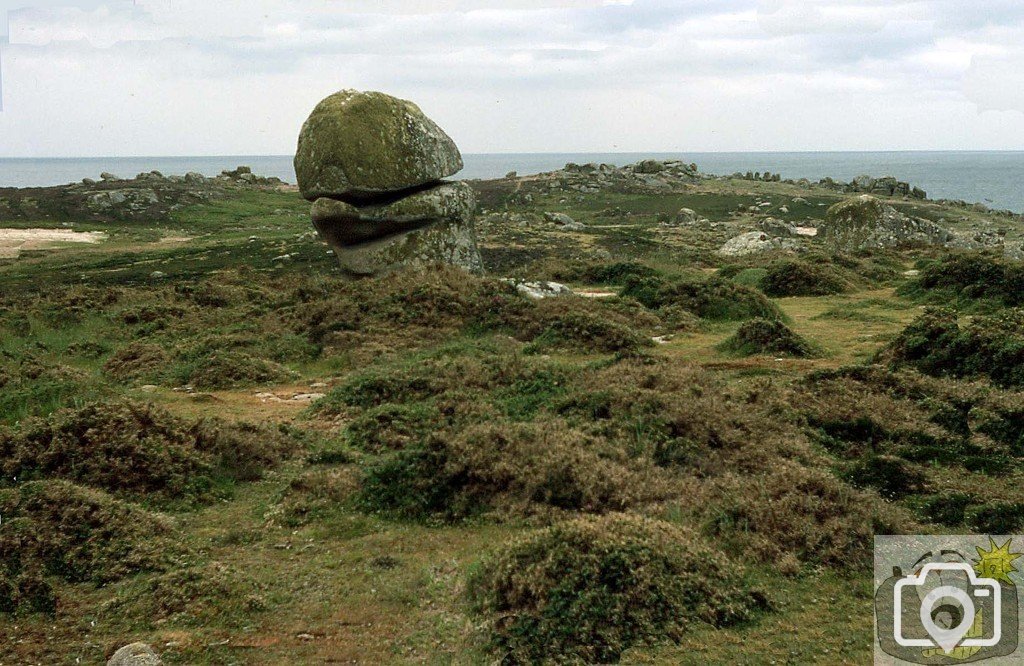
[312, 181, 476, 245]
[100, 172, 117, 181]
[674, 208, 699, 225]
[819, 195, 952, 251]
[82, 178, 97, 186]
[107, 642, 162, 666]
[543, 212, 582, 229]
[634, 159, 665, 174]
[760, 217, 799, 237]
[317, 214, 482, 278]
[717, 231, 801, 257]
[294, 89, 463, 201]
[184, 172, 206, 184]
[502, 279, 573, 299]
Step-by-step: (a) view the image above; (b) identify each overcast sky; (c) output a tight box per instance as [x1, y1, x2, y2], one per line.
[1, 0, 1023, 157]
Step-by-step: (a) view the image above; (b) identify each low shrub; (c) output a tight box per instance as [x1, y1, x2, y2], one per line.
[621, 275, 782, 322]
[759, 260, 850, 297]
[879, 308, 1024, 388]
[900, 253, 1024, 308]
[0, 480, 176, 585]
[718, 319, 818, 358]
[358, 420, 672, 521]
[0, 401, 299, 504]
[180, 350, 295, 390]
[103, 342, 171, 384]
[468, 513, 769, 664]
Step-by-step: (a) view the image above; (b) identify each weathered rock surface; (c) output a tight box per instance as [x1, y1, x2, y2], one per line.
[297, 90, 480, 277]
[107, 643, 162, 666]
[312, 182, 475, 245]
[316, 214, 482, 278]
[294, 90, 463, 201]
[501, 279, 573, 299]
[717, 231, 801, 257]
[820, 195, 953, 251]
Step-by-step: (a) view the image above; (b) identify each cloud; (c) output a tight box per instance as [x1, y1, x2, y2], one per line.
[2, 0, 1024, 155]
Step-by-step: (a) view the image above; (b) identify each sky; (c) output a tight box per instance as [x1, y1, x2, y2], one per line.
[1, 0, 1024, 157]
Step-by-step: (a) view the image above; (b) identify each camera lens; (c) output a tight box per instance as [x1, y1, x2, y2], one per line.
[931, 603, 964, 631]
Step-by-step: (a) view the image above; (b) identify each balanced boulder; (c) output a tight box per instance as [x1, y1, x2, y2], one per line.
[295, 90, 463, 201]
[294, 90, 481, 277]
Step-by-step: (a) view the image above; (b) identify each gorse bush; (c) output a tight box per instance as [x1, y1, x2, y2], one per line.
[0, 480, 176, 586]
[0, 400, 299, 505]
[718, 318, 818, 358]
[880, 308, 1024, 388]
[901, 253, 1024, 308]
[468, 513, 769, 664]
[758, 260, 850, 297]
[358, 420, 673, 521]
[621, 275, 783, 322]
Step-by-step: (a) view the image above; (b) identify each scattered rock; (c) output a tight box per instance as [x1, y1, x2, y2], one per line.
[501, 279, 573, 300]
[759, 217, 799, 238]
[819, 195, 954, 251]
[107, 643, 162, 666]
[717, 232, 801, 257]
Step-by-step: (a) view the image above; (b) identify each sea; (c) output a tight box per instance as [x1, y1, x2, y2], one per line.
[1, 151, 1023, 213]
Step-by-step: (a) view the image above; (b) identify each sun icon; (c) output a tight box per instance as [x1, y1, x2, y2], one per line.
[973, 537, 1023, 585]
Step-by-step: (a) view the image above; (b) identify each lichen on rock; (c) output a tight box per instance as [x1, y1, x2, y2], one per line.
[294, 89, 464, 201]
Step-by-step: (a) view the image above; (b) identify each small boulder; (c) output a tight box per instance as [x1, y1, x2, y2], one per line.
[107, 643, 162, 666]
[717, 231, 800, 257]
[674, 208, 698, 225]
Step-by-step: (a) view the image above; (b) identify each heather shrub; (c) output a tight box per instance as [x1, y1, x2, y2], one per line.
[759, 260, 850, 297]
[718, 318, 818, 358]
[879, 308, 1024, 388]
[621, 275, 782, 322]
[179, 350, 295, 390]
[0, 480, 176, 585]
[468, 513, 769, 664]
[0, 401, 299, 505]
[358, 420, 672, 521]
[901, 253, 1024, 307]
[103, 342, 171, 384]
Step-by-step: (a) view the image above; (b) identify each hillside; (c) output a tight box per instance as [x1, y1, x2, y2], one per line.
[1, 163, 1023, 664]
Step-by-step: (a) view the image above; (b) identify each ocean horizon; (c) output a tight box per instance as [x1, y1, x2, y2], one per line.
[2, 151, 1024, 213]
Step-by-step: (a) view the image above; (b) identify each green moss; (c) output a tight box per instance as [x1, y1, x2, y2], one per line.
[294, 90, 463, 200]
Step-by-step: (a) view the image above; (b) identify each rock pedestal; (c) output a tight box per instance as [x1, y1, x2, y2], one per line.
[294, 89, 482, 277]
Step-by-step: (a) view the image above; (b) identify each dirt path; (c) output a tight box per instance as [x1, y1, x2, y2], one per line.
[0, 228, 107, 258]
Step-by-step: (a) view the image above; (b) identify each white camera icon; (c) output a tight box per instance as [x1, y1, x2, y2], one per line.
[894, 562, 1002, 653]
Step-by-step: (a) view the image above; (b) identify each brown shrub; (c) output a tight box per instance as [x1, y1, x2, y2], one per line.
[103, 342, 170, 384]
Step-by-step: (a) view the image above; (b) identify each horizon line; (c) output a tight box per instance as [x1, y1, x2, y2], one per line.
[4, 149, 1024, 160]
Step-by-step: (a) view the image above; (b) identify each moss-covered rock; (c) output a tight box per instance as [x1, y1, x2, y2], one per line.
[294, 90, 463, 201]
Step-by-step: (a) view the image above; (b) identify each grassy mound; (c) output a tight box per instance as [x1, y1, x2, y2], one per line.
[900, 253, 1024, 308]
[179, 350, 295, 390]
[758, 260, 850, 297]
[718, 319, 818, 358]
[0, 401, 299, 505]
[798, 366, 1024, 530]
[621, 275, 783, 322]
[358, 420, 672, 521]
[103, 342, 171, 384]
[0, 480, 175, 586]
[879, 308, 1024, 388]
[468, 513, 768, 664]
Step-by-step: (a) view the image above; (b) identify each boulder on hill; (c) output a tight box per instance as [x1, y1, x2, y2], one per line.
[819, 195, 952, 251]
[294, 89, 464, 202]
[295, 89, 481, 278]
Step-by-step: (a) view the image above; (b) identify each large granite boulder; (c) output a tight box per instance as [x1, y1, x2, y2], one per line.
[295, 90, 481, 277]
[295, 90, 463, 201]
[819, 195, 952, 251]
[311, 181, 475, 245]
